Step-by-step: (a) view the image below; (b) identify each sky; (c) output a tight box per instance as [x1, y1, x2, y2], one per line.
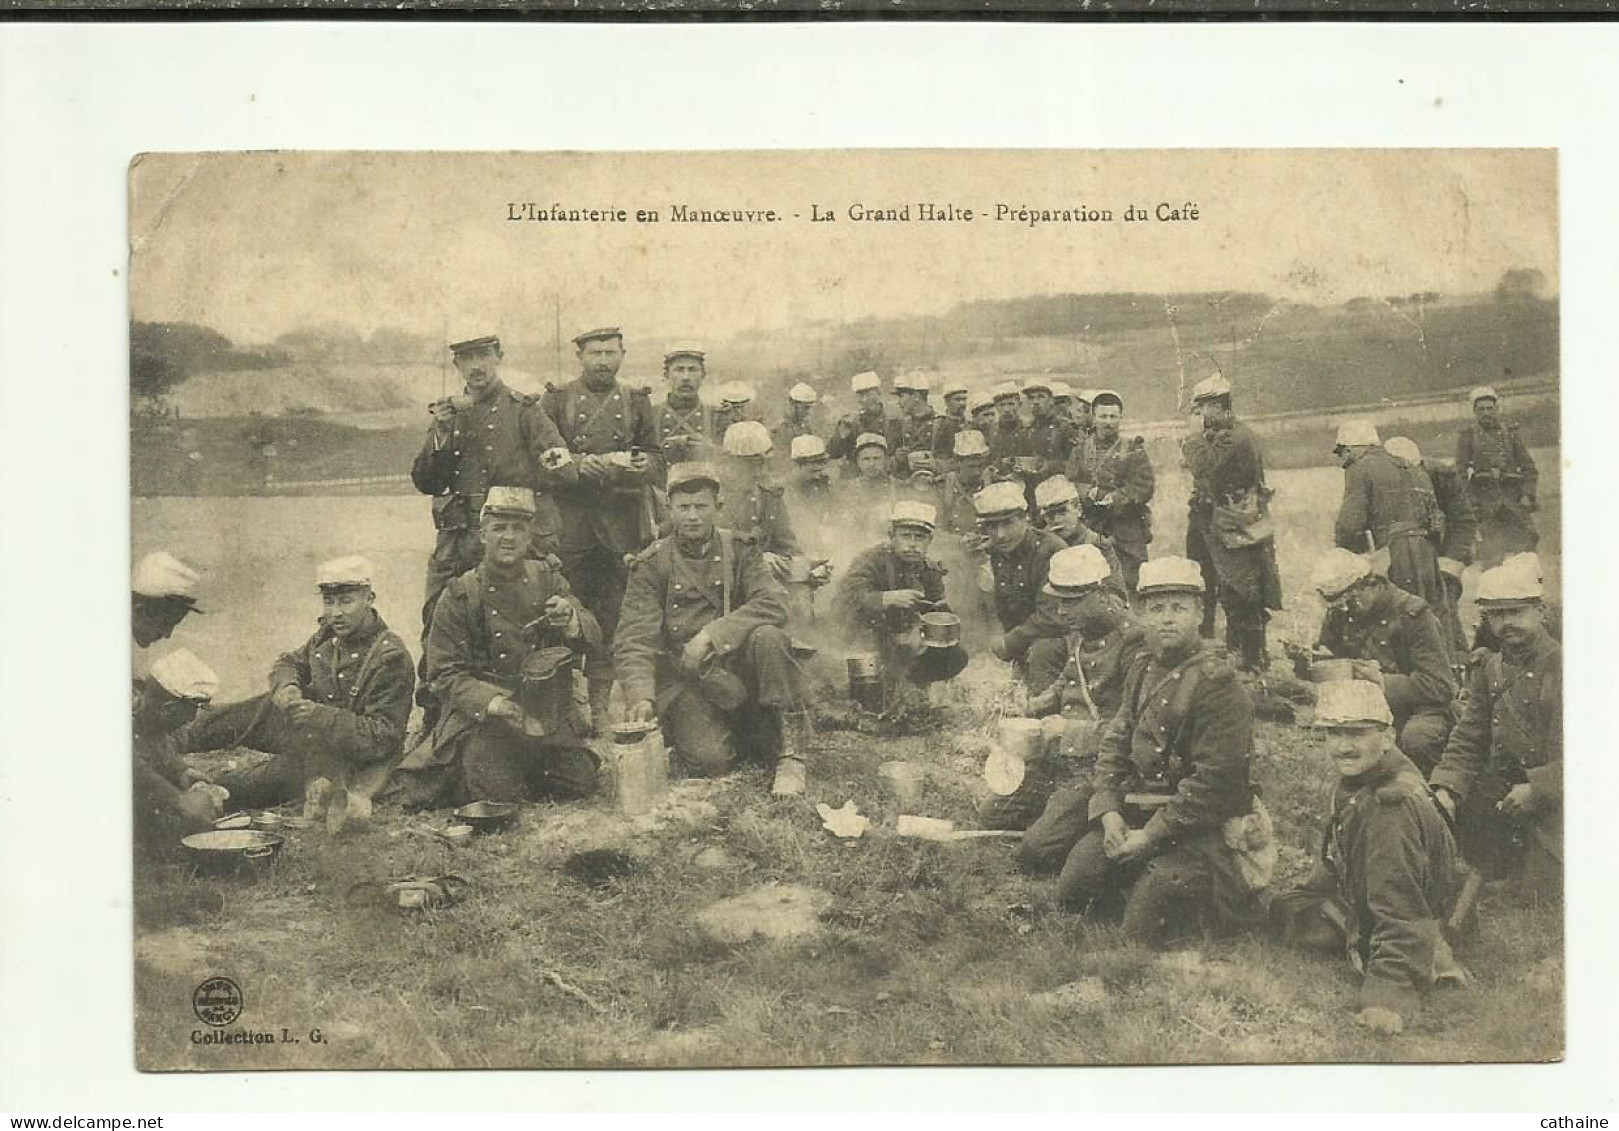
[130, 149, 1557, 351]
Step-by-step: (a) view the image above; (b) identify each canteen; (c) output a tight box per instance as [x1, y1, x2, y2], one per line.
[611, 722, 669, 817]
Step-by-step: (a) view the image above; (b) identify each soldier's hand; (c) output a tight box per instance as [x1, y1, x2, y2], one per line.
[764, 553, 791, 581]
[576, 455, 609, 482]
[487, 695, 524, 722]
[543, 595, 581, 637]
[882, 588, 926, 611]
[175, 787, 221, 827]
[1355, 1007, 1404, 1037]
[1498, 783, 1535, 817]
[429, 400, 457, 436]
[1111, 829, 1152, 862]
[628, 699, 657, 724]
[681, 632, 716, 672]
[624, 451, 650, 478]
[1350, 660, 1386, 687]
[271, 683, 304, 711]
[1100, 812, 1129, 857]
[285, 699, 320, 725]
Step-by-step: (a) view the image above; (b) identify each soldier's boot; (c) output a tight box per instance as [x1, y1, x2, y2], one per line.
[771, 710, 812, 797]
[588, 679, 615, 737]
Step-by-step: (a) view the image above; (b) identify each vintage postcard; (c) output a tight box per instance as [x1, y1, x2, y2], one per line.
[129, 149, 1560, 1070]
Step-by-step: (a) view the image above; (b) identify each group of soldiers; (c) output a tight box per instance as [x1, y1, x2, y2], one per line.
[131, 330, 1557, 1039]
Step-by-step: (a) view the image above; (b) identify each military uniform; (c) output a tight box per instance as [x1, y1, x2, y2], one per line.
[1018, 642, 1265, 940]
[540, 376, 663, 643]
[833, 543, 964, 689]
[1021, 414, 1076, 483]
[1428, 462, 1479, 565]
[189, 610, 416, 810]
[931, 410, 969, 465]
[1336, 447, 1445, 612]
[718, 477, 801, 559]
[990, 527, 1068, 675]
[1316, 585, 1457, 775]
[411, 381, 570, 647]
[1274, 747, 1464, 1017]
[614, 529, 802, 774]
[1431, 629, 1561, 882]
[655, 392, 716, 470]
[1183, 420, 1284, 669]
[389, 557, 602, 807]
[828, 407, 901, 470]
[1050, 525, 1128, 603]
[1068, 433, 1156, 595]
[1456, 419, 1539, 566]
[989, 417, 1030, 475]
[892, 410, 940, 476]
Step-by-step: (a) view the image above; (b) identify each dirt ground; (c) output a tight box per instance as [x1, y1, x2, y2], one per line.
[131, 449, 1562, 1069]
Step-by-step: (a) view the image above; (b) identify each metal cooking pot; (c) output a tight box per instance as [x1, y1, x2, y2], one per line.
[181, 828, 285, 875]
[919, 611, 962, 648]
[453, 800, 520, 833]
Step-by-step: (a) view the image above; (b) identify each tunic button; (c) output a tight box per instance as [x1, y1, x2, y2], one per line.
[488, 424, 495, 430]
[488, 586, 497, 593]
[494, 631, 502, 638]
[674, 584, 682, 590]
[499, 652, 508, 659]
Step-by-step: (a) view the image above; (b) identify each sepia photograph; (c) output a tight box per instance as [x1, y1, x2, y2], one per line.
[127, 148, 1560, 1071]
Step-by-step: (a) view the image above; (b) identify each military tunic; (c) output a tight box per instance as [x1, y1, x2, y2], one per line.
[834, 544, 949, 650]
[992, 528, 1068, 657]
[1455, 420, 1540, 564]
[1316, 584, 1456, 774]
[719, 477, 801, 559]
[411, 381, 572, 644]
[1068, 432, 1156, 591]
[1336, 447, 1445, 611]
[193, 610, 416, 810]
[1022, 414, 1077, 482]
[891, 410, 940, 476]
[930, 410, 969, 464]
[614, 529, 799, 773]
[388, 558, 601, 807]
[1277, 749, 1463, 1016]
[1431, 630, 1561, 879]
[827, 408, 901, 468]
[1427, 462, 1479, 565]
[655, 393, 716, 470]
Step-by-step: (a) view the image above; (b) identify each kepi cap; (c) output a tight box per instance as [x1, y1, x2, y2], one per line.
[663, 342, 705, 364]
[1476, 558, 1543, 607]
[481, 485, 537, 519]
[133, 551, 202, 605]
[992, 381, 1021, 403]
[1050, 381, 1075, 401]
[449, 335, 501, 356]
[966, 391, 996, 415]
[1044, 544, 1112, 596]
[788, 382, 818, 405]
[943, 381, 970, 399]
[1334, 419, 1381, 449]
[953, 429, 990, 458]
[1314, 679, 1394, 729]
[1021, 377, 1052, 396]
[1384, 436, 1422, 465]
[972, 481, 1027, 519]
[719, 380, 755, 406]
[854, 431, 889, 453]
[1090, 389, 1123, 410]
[1311, 547, 1372, 601]
[148, 648, 219, 702]
[572, 326, 623, 347]
[1502, 551, 1544, 582]
[1191, 375, 1232, 404]
[790, 434, 828, 462]
[851, 371, 882, 394]
[667, 461, 722, 496]
[723, 420, 773, 457]
[890, 500, 937, 531]
[316, 555, 374, 590]
[1033, 474, 1080, 510]
[1469, 386, 1499, 405]
[1075, 388, 1098, 405]
[1136, 556, 1206, 596]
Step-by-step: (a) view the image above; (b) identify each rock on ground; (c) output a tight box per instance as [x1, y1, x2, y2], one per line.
[694, 884, 834, 944]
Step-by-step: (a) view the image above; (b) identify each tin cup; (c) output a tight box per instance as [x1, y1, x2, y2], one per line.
[878, 761, 925, 811]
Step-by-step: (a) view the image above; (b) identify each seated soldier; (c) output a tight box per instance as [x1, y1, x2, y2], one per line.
[390, 489, 601, 808]
[134, 649, 225, 850]
[1470, 551, 1562, 654]
[132, 551, 204, 649]
[184, 556, 415, 824]
[1271, 680, 1467, 1038]
[849, 431, 895, 494]
[1033, 475, 1128, 602]
[974, 480, 1067, 687]
[1302, 548, 1456, 776]
[833, 501, 968, 711]
[1015, 557, 1271, 946]
[940, 428, 993, 539]
[616, 462, 813, 797]
[1431, 556, 1561, 893]
[982, 545, 1148, 832]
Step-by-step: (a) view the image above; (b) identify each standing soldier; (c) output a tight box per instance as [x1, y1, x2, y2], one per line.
[1015, 557, 1270, 944]
[1181, 375, 1283, 673]
[1271, 680, 1467, 1038]
[1068, 390, 1155, 597]
[540, 326, 662, 728]
[1072, 388, 1096, 437]
[1020, 377, 1076, 487]
[718, 421, 800, 576]
[1302, 549, 1456, 775]
[711, 381, 760, 440]
[1386, 435, 1470, 656]
[1430, 557, 1561, 892]
[1456, 386, 1540, 567]
[1333, 420, 1445, 613]
[390, 488, 603, 809]
[615, 463, 812, 797]
[787, 434, 836, 536]
[828, 371, 899, 470]
[966, 390, 999, 455]
[940, 429, 993, 539]
[988, 382, 1027, 474]
[1033, 475, 1127, 602]
[891, 372, 939, 477]
[932, 380, 972, 467]
[654, 342, 715, 471]
[187, 556, 416, 826]
[773, 382, 823, 457]
[1050, 381, 1076, 424]
[412, 334, 574, 711]
[975, 480, 1067, 686]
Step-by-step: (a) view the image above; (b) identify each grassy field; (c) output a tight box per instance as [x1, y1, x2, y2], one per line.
[131, 450, 1562, 1070]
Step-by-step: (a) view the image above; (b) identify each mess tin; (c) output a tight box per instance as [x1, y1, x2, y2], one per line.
[919, 612, 962, 648]
[182, 829, 285, 876]
[1309, 658, 1356, 683]
[453, 801, 520, 834]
